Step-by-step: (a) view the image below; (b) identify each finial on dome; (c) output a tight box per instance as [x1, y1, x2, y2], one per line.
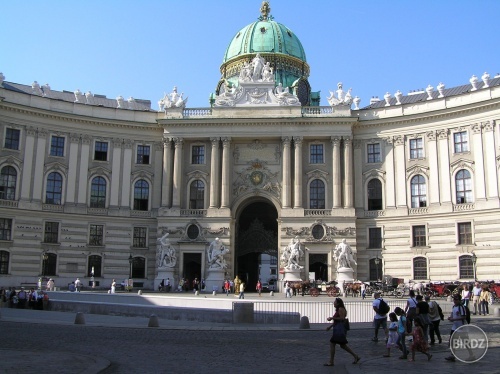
[259, 1, 271, 21]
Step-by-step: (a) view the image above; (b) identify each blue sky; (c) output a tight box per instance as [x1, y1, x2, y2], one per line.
[2, 0, 499, 108]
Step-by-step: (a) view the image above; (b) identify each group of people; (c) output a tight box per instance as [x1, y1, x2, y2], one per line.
[461, 281, 493, 315]
[325, 288, 475, 366]
[0, 286, 47, 309]
[223, 277, 245, 298]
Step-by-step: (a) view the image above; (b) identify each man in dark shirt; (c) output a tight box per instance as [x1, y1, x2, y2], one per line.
[416, 294, 431, 343]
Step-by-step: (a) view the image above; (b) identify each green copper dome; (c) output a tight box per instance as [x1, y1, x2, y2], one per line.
[216, 2, 313, 106]
[223, 20, 307, 63]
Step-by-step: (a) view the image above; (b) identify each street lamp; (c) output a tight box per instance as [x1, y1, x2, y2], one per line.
[374, 255, 380, 281]
[128, 253, 133, 278]
[471, 252, 477, 281]
[42, 252, 49, 276]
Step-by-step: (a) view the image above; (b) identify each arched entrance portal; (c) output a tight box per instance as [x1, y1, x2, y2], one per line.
[236, 201, 278, 291]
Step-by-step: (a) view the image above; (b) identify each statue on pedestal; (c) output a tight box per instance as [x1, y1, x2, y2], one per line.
[207, 238, 229, 270]
[281, 236, 304, 270]
[333, 239, 357, 270]
[157, 233, 176, 268]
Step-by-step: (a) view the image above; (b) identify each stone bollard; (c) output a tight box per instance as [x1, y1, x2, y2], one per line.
[74, 312, 86, 325]
[299, 316, 310, 329]
[233, 302, 254, 324]
[270, 291, 274, 297]
[494, 307, 500, 317]
[213, 291, 216, 296]
[137, 290, 142, 295]
[195, 291, 199, 296]
[148, 314, 159, 327]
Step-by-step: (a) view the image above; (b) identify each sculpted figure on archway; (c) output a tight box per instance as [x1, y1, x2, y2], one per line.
[207, 237, 229, 270]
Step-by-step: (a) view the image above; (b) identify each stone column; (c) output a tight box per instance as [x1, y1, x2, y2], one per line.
[109, 138, 122, 207]
[483, 122, 498, 199]
[293, 136, 303, 208]
[161, 138, 173, 208]
[437, 130, 451, 203]
[120, 139, 133, 207]
[331, 136, 341, 208]
[220, 137, 231, 208]
[394, 135, 407, 207]
[384, 137, 396, 208]
[77, 135, 91, 205]
[353, 140, 363, 209]
[20, 127, 36, 200]
[472, 123, 486, 200]
[172, 137, 183, 208]
[65, 134, 80, 204]
[343, 136, 354, 208]
[426, 131, 440, 205]
[209, 137, 220, 208]
[281, 137, 292, 208]
[32, 129, 47, 201]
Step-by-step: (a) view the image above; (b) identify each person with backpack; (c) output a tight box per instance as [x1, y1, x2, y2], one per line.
[426, 295, 443, 345]
[445, 294, 467, 362]
[372, 292, 389, 342]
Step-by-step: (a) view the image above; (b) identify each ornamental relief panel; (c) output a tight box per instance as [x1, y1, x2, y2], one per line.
[281, 222, 356, 243]
[232, 159, 281, 199]
[233, 139, 281, 165]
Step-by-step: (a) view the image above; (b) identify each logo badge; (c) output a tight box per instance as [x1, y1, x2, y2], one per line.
[450, 324, 488, 363]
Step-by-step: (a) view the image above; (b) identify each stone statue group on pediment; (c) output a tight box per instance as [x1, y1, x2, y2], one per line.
[239, 54, 274, 83]
[327, 82, 353, 106]
[158, 86, 188, 111]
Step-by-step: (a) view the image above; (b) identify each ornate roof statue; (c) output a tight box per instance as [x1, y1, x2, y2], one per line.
[259, 1, 271, 21]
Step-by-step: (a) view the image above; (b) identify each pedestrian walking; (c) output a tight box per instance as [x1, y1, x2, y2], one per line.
[404, 290, 418, 334]
[324, 297, 360, 366]
[238, 282, 245, 299]
[471, 282, 482, 315]
[285, 281, 292, 298]
[383, 312, 399, 357]
[75, 278, 82, 292]
[445, 294, 467, 362]
[361, 282, 366, 299]
[110, 279, 116, 294]
[461, 283, 471, 308]
[394, 307, 408, 359]
[416, 294, 431, 343]
[256, 280, 262, 296]
[372, 292, 389, 342]
[407, 318, 432, 362]
[427, 295, 443, 345]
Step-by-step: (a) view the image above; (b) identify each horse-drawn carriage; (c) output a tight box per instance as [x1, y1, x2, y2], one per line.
[286, 280, 341, 297]
[428, 282, 462, 298]
[487, 282, 500, 302]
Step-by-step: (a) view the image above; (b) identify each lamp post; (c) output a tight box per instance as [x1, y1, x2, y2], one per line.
[128, 254, 133, 291]
[42, 252, 49, 276]
[91, 266, 95, 290]
[471, 252, 477, 281]
[374, 256, 380, 281]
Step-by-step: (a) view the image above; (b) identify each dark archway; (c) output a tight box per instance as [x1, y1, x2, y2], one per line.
[183, 253, 201, 290]
[309, 253, 328, 282]
[236, 201, 278, 291]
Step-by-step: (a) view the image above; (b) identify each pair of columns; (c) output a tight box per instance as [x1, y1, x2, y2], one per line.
[281, 136, 354, 209]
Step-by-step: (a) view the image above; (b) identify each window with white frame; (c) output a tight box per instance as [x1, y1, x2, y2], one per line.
[309, 179, 325, 209]
[4, 128, 20, 150]
[367, 143, 381, 163]
[131, 256, 146, 278]
[459, 255, 474, 279]
[46, 172, 63, 205]
[133, 179, 149, 211]
[0, 166, 17, 200]
[412, 225, 426, 247]
[409, 138, 424, 159]
[189, 180, 205, 209]
[94, 141, 108, 161]
[136, 145, 150, 164]
[454, 131, 469, 153]
[367, 179, 383, 210]
[90, 177, 106, 208]
[50, 136, 65, 157]
[44, 222, 59, 244]
[0, 218, 13, 241]
[455, 169, 472, 204]
[413, 257, 427, 280]
[133, 227, 147, 248]
[368, 227, 382, 248]
[88, 255, 102, 277]
[410, 175, 427, 208]
[0, 250, 9, 274]
[191, 145, 205, 164]
[457, 222, 472, 245]
[310, 144, 324, 164]
[89, 224, 104, 246]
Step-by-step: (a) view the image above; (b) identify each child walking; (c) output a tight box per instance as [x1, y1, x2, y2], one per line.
[394, 307, 408, 359]
[384, 312, 399, 357]
[408, 318, 432, 362]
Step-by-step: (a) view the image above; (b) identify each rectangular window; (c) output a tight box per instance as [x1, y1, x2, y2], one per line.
[0, 250, 9, 274]
[412, 225, 426, 247]
[136, 145, 150, 164]
[4, 128, 20, 150]
[458, 222, 472, 245]
[368, 227, 382, 248]
[192, 145, 205, 164]
[94, 141, 108, 161]
[310, 144, 324, 164]
[133, 227, 147, 248]
[50, 136, 65, 157]
[367, 143, 381, 163]
[0, 218, 12, 241]
[44, 222, 59, 243]
[409, 138, 424, 159]
[89, 224, 104, 246]
[454, 131, 469, 153]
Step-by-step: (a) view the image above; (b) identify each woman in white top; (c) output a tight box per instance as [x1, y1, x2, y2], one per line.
[461, 283, 471, 308]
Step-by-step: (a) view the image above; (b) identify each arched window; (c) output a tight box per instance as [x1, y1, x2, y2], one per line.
[90, 177, 107, 208]
[367, 179, 382, 210]
[46, 172, 63, 205]
[413, 257, 427, 280]
[456, 169, 472, 204]
[410, 175, 427, 208]
[310, 179, 325, 209]
[42, 252, 57, 276]
[133, 179, 149, 211]
[189, 180, 205, 209]
[0, 250, 9, 274]
[0, 166, 17, 200]
[459, 255, 474, 279]
[88, 255, 102, 277]
[131, 256, 146, 278]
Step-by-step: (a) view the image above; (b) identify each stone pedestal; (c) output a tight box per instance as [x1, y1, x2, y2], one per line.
[336, 267, 355, 295]
[283, 268, 302, 282]
[155, 269, 175, 291]
[205, 268, 225, 293]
